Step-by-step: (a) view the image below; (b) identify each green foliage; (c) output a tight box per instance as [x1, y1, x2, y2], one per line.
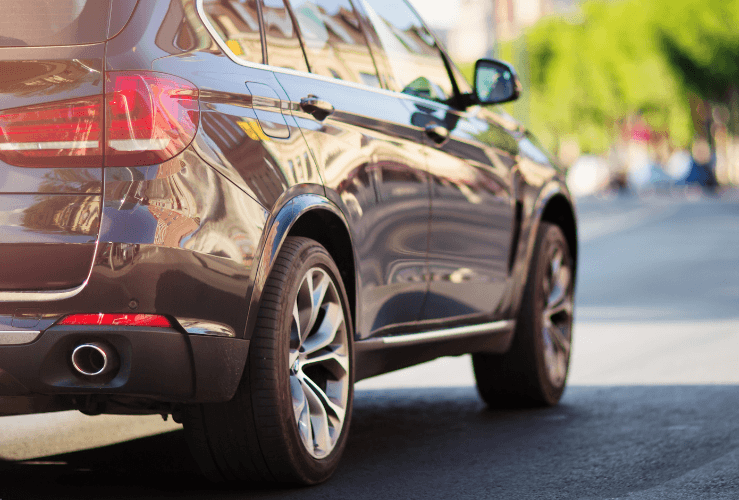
[523, 0, 739, 153]
[656, 0, 739, 116]
[458, 62, 475, 86]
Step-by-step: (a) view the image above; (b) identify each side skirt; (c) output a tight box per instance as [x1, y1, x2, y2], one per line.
[354, 320, 515, 381]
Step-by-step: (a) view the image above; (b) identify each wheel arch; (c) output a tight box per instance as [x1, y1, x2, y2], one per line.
[540, 193, 578, 284]
[287, 209, 357, 333]
[243, 194, 358, 341]
[508, 182, 578, 320]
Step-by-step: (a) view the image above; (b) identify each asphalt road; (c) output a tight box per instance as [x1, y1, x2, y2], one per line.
[1, 192, 738, 499]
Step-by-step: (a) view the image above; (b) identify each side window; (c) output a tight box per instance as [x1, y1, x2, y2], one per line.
[261, 0, 309, 72]
[357, 0, 455, 103]
[289, 0, 381, 87]
[203, 0, 263, 64]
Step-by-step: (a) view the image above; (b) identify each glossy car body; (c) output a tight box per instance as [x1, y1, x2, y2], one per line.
[0, 0, 576, 424]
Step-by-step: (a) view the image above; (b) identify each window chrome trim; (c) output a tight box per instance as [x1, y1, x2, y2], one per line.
[195, 0, 455, 108]
[381, 320, 514, 345]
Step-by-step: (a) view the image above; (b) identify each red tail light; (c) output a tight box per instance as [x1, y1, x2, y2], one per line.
[0, 72, 199, 168]
[58, 313, 173, 328]
[105, 72, 199, 167]
[0, 97, 103, 167]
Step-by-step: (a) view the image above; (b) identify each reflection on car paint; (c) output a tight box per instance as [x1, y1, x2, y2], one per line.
[102, 150, 267, 268]
[0, 0, 576, 427]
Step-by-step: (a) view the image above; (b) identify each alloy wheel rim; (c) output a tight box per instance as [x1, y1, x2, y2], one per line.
[289, 267, 350, 459]
[541, 245, 573, 388]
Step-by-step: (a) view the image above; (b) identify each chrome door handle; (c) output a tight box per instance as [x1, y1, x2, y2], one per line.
[424, 123, 449, 145]
[300, 95, 334, 121]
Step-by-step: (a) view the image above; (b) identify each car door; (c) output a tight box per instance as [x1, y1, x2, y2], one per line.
[419, 101, 518, 322]
[191, 0, 322, 213]
[266, 0, 430, 339]
[357, 0, 516, 323]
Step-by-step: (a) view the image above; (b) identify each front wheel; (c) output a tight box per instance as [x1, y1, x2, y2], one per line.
[183, 237, 354, 485]
[473, 222, 574, 408]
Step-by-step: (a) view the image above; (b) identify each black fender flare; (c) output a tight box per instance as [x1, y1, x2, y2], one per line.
[241, 193, 359, 340]
[508, 180, 578, 318]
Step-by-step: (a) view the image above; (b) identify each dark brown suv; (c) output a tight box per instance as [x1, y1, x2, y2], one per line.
[0, 0, 577, 485]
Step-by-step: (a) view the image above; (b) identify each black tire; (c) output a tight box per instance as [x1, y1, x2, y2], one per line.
[183, 236, 354, 485]
[473, 222, 574, 408]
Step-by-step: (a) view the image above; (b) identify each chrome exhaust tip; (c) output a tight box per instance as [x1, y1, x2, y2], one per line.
[71, 343, 116, 376]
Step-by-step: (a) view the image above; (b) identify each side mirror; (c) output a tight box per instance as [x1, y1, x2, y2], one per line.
[474, 59, 521, 105]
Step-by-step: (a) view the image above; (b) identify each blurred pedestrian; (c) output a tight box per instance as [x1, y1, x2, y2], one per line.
[682, 139, 717, 194]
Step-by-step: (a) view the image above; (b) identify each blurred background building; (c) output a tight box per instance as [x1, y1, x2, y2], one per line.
[445, 0, 577, 61]
[411, 0, 579, 63]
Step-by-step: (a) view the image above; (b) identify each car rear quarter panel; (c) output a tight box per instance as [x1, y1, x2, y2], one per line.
[96, 151, 269, 337]
[101, 0, 320, 339]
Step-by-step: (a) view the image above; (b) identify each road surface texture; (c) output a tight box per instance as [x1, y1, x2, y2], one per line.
[1, 193, 738, 499]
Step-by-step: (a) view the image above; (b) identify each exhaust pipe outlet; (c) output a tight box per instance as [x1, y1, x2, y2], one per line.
[71, 343, 118, 377]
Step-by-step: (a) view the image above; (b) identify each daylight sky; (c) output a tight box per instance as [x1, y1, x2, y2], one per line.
[408, 0, 460, 28]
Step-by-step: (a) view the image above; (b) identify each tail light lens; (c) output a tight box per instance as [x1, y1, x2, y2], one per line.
[58, 313, 173, 327]
[0, 72, 199, 168]
[0, 97, 103, 167]
[105, 72, 199, 167]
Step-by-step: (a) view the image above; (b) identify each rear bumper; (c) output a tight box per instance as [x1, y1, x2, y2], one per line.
[0, 150, 269, 415]
[0, 325, 249, 415]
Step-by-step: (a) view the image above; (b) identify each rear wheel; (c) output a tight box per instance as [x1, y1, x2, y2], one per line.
[473, 222, 574, 408]
[183, 237, 353, 485]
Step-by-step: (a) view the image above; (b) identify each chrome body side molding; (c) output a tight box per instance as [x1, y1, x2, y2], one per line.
[0, 282, 88, 303]
[176, 318, 237, 337]
[353, 319, 516, 381]
[0, 239, 99, 302]
[380, 320, 515, 345]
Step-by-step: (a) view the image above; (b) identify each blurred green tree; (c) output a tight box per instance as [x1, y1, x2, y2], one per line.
[523, 0, 739, 155]
[656, 0, 739, 136]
